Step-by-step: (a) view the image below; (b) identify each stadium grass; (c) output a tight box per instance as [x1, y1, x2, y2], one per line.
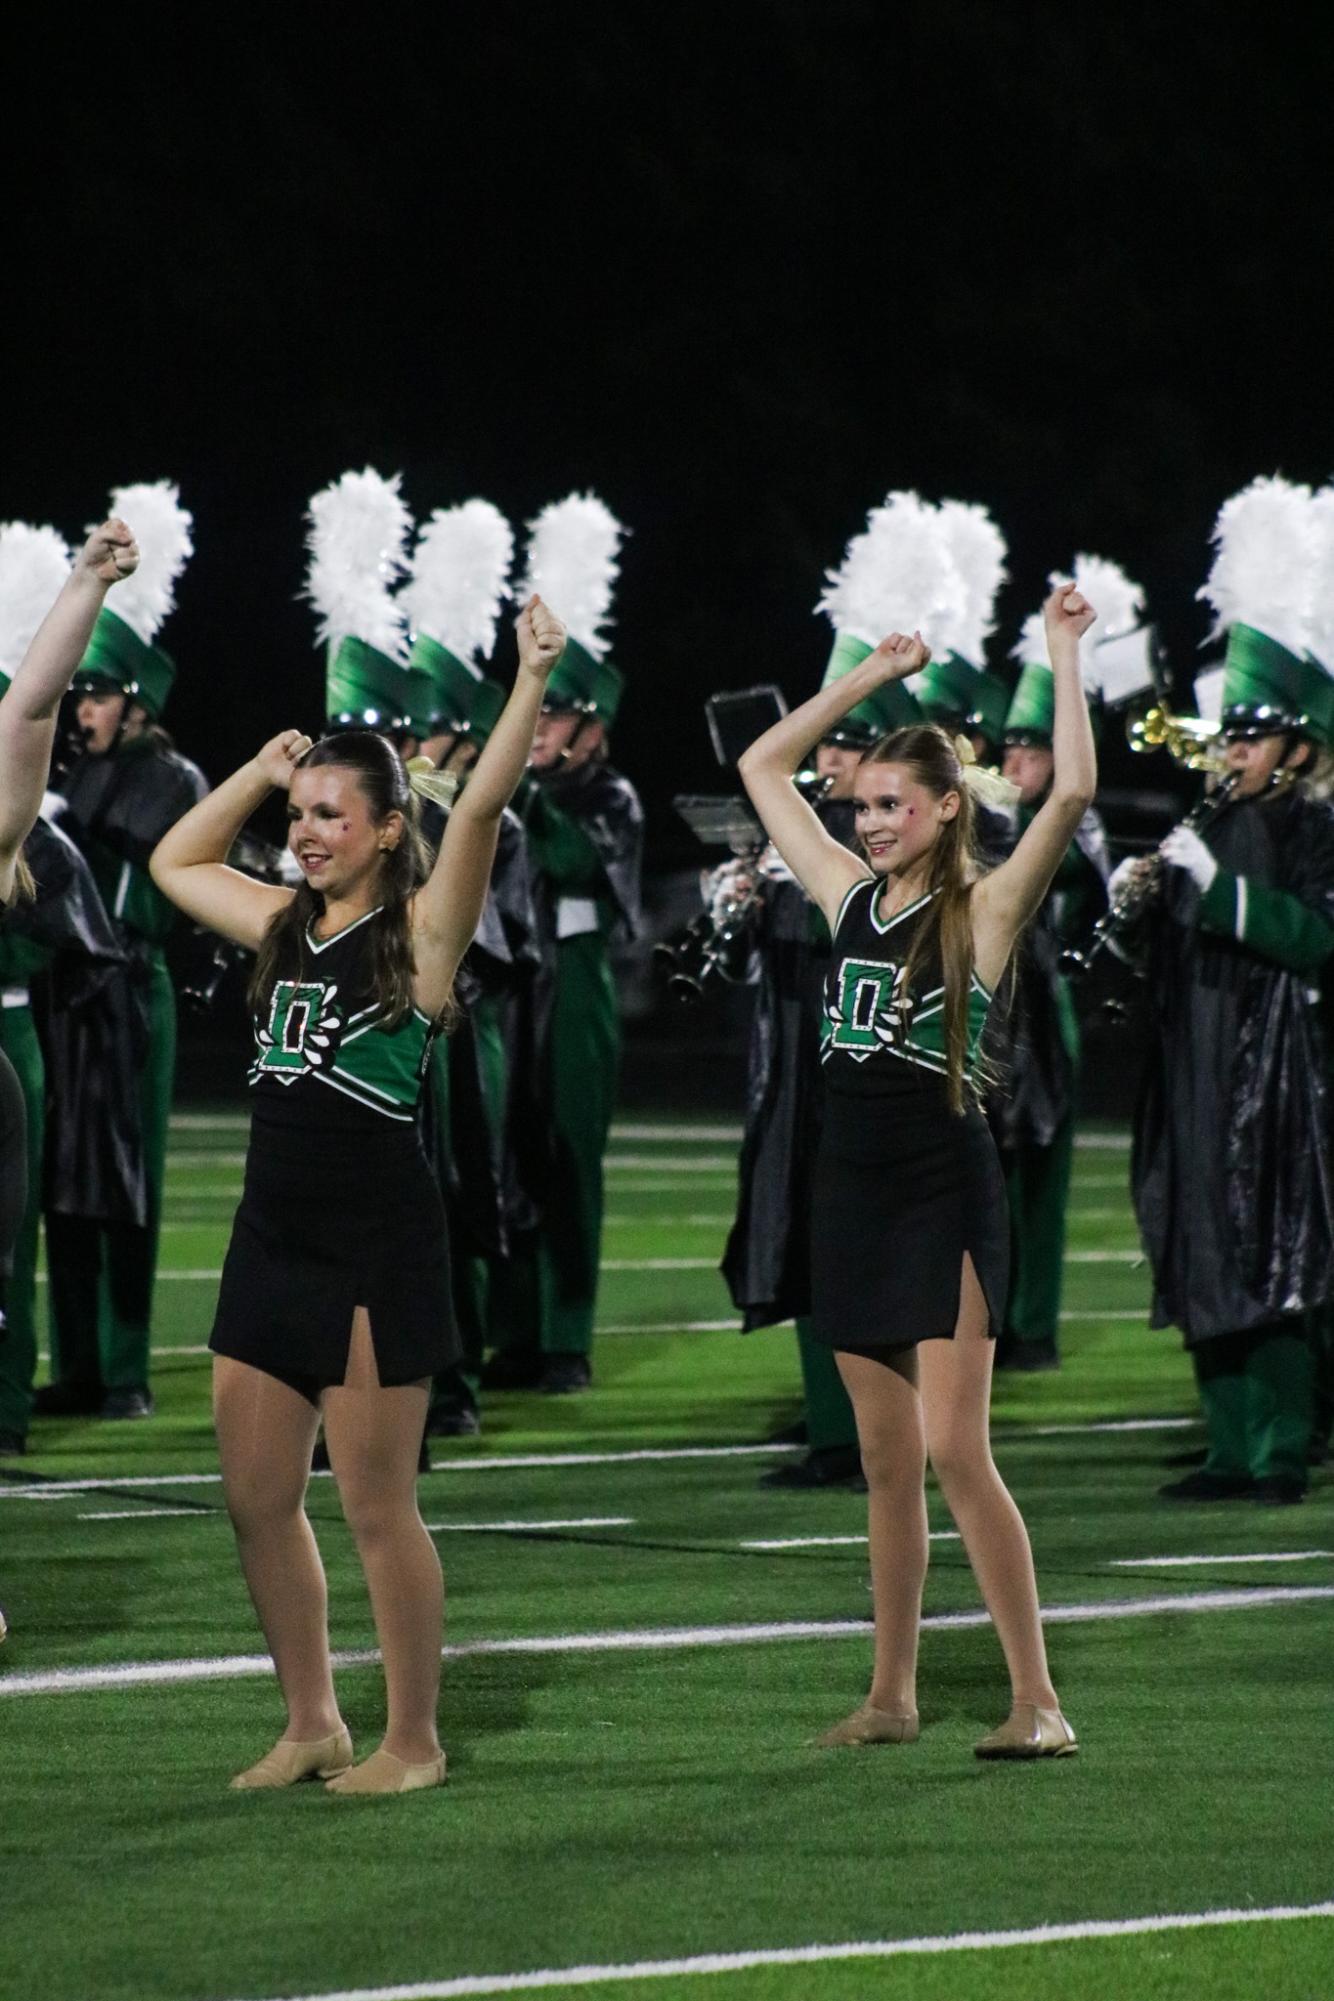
[2, 1116, 1332, 2001]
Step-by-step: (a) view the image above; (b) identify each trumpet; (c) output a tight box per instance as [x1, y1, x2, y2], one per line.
[1060, 774, 1240, 980]
[1126, 704, 1226, 773]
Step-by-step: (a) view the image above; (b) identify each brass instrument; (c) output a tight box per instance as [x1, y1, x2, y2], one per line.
[1126, 704, 1225, 773]
[1060, 774, 1240, 979]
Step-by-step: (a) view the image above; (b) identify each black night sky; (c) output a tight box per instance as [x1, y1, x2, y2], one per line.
[7, 5, 1332, 861]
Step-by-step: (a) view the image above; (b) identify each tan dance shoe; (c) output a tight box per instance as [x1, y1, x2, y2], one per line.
[229, 1726, 354, 1789]
[817, 1704, 920, 1748]
[974, 1704, 1077, 1759]
[325, 1746, 447, 1795]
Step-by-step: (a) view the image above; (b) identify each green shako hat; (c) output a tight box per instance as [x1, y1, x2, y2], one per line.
[399, 500, 515, 736]
[305, 467, 412, 732]
[0, 520, 72, 697]
[74, 481, 193, 719]
[917, 650, 987, 732]
[518, 492, 627, 725]
[814, 491, 962, 746]
[1198, 477, 1334, 747]
[966, 668, 1012, 748]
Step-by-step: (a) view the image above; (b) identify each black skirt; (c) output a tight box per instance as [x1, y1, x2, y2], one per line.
[809, 1063, 1009, 1351]
[210, 1112, 459, 1390]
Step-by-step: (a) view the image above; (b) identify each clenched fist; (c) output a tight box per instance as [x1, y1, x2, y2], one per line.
[80, 518, 139, 587]
[868, 630, 931, 680]
[1043, 582, 1096, 645]
[252, 730, 314, 790]
[515, 594, 567, 681]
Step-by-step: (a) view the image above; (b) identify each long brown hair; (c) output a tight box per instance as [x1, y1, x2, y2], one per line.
[249, 732, 434, 1029]
[860, 724, 991, 1114]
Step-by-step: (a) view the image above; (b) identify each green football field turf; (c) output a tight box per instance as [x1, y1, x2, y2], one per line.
[2, 1114, 1332, 2001]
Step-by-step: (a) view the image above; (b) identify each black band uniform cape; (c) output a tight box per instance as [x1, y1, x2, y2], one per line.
[40, 484, 207, 1409]
[812, 872, 1008, 1350]
[486, 496, 643, 1372]
[1131, 478, 1334, 1493]
[211, 905, 457, 1397]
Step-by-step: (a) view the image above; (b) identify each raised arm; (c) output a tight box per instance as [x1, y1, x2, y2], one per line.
[410, 595, 564, 1012]
[737, 632, 928, 928]
[972, 584, 1098, 989]
[149, 732, 307, 948]
[0, 520, 138, 903]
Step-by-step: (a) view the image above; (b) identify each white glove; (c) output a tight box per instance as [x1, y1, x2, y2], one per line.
[1160, 825, 1218, 893]
[1106, 855, 1141, 907]
[38, 789, 67, 823]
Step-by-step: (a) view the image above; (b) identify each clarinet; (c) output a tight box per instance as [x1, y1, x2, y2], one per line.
[654, 773, 834, 1003]
[1060, 774, 1240, 979]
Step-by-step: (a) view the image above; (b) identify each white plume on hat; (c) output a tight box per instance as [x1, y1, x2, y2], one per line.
[95, 481, 193, 645]
[1304, 483, 1334, 672]
[1069, 554, 1148, 702]
[518, 493, 625, 659]
[932, 500, 1008, 667]
[1197, 474, 1314, 659]
[0, 522, 73, 677]
[817, 490, 963, 651]
[305, 467, 411, 659]
[400, 500, 514, 664]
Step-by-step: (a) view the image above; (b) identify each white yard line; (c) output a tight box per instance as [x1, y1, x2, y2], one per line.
[740, 1533, 960, 1551]
[4, 1587, 1333, 1700]
[1111, 1551, 1333, 1569]
[602, 1259, 719, 1272]
[610, 1124, 743, 1143]
[1074, 1134, 1132, 1151]
[1064, 1251, 1142, 1265]
[215, 1902, 1334, 2001]
[604, 1215, 733, 1228]
[605, 1156, 737, 1173]
[1018, 1417, 1195, 1437]
[77, 1508, 216, 1522]
[425, 1517, 634, 1534]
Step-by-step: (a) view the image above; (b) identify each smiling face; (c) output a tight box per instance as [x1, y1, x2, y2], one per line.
[286, 764, 401, 900]
[853, 759, 959, 877]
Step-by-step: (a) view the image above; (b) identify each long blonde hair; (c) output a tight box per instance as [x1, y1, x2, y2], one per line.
[861, 725, 991, 1113]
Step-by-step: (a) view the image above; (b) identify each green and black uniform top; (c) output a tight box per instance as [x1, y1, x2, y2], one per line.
[249, 907, 437, 1134]
[820, 877, 993, 1096]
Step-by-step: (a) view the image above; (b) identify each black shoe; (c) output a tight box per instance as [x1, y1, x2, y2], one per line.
[1254, 1476, 1306, 1506]
[1308, 1437, 1330, 1468]
[32, 1381, 104, 1418]
[760, 1445, 866, 1490]
[101, 1387, 154, 1421]
[0, 1429, 26, 1458]
[1002, 1344, 1060, 1373]
[426, 1404, 481, 1438]
[1161, 1446, 1209, 1470]
[768, 1418, 809, 1447]
[478, 1349, 545, 1391]
[1159, 1470, 1257, 1502]
[539, 1354, 592, 1395]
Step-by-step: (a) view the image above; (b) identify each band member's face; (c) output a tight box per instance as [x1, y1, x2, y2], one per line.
[853, 760, 958, 875]
[76, 690, 130, 755]
[286, 766, 401, 898]
[1001, 744, 1055, 806]
[530, 711, 604, 771]
[1223, 732, 1306, 798]
[814, 743, 862, 799]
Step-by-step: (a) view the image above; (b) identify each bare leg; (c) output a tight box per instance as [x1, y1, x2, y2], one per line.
[322, 1312, 441, 1765]
[834, 1345, 927, 1716]
[213, 1355, 342, 1740]
[918, 1257, 1059, 1710]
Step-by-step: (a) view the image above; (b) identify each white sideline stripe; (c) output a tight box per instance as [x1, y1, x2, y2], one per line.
[602, 1178, 735, 1192]
[0, 1444, 802, 1497]
[603, 1258, 718, 1271]
[425, 1517, 633, 1534]
[78, 1508, 213, 1522]
[610, 1124, 743, 1142]
[0, 1417, 1203, 1500]
[1112, 1551, 1334, 1569]
[224, 1902, 1334, 2001]
[168, 1152, 248, 1169]
[36, 1269, 221, 1284]
[1058, 1310, 1144, 1322]
[606, 1155, 737, 1172]
[170, 1114, 247, 1130]
[741, 1532, 960, 1550]
[1065, 1251, 1141, 1265]
[596, 1319, 742, 1334]
[6, 1587, 1334, 1701]
[604, 1215, 733, 1228]
[1074, 1133, 1131, 1150]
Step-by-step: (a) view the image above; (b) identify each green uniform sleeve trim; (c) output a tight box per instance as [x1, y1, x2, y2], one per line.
[1199, 869, 1334, 972]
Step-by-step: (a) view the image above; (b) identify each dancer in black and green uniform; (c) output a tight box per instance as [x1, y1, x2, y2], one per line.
[37, 485, 206, 1421]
